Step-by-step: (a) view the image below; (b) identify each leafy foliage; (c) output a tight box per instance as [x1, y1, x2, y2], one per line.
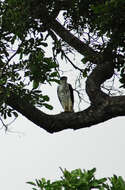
[0, 0, 125, 122]
[27, 168, 125, 190]
[0, 0, 60, 120]
[63, 0, 125, 78]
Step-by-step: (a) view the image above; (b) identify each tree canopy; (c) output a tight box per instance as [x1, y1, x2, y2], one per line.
[0, 0, 125, 132]
[27, 168, 125, 190]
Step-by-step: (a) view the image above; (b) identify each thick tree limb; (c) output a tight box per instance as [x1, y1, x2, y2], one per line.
[49, 20, 98, 61]
[6, 91, 125, 133]
[2, 2, 124, 133]
[30, 4, 99, 62]
[5, 62, 125, 133]
[86, 62, 114, 104]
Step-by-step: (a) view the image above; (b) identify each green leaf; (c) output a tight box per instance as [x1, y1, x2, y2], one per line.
[83, 69, 87, 78]
[42, 95, 50, 101]
[33, 90, 41, 94]
[98, 178, 107, 184]
[49, 79, 60, 84]
[7, 111, 12, 117]
[41, 42, 48, 47]
[4, 112, 7, 119]
[26, 181, 36, 186]
[88, 168, 96, 177]
[12, 111, 18, 118]
[50, 71, 58, 77]
[43, 103, 53, 110]
[33, 80, 39, 89]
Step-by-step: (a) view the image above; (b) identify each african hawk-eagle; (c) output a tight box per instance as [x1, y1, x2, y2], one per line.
[57, 76, 74, 112]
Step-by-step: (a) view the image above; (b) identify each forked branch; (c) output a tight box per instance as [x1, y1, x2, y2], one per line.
[5, 62, 125, 133]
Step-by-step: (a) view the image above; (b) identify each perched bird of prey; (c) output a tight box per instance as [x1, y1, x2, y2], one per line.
[57, 76, 74, 112]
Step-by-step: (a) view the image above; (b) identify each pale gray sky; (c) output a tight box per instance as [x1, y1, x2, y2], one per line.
[1, 50, 125, 190]
[0, 114, 125, 190]
[0, 12, 125, 190]
[0, 71, 125, 190]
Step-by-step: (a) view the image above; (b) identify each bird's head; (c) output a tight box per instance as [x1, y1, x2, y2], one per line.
[60, 76, 67, 85]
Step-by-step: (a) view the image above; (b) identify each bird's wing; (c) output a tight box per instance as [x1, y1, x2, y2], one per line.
[57, 86, 62, 103]
[68, 84, 74, 105]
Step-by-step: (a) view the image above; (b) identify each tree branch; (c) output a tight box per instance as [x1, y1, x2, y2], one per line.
[30, 4, 99, 63]
[5, 61, 125, 134]
[86, 61, 114, 104]
[49, 20, 98, 61]
[3, 2, 124, 133]
[6, 91, 125, 133]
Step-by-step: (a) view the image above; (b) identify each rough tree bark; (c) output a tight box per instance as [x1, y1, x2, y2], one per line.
[5, 3, 125, 133]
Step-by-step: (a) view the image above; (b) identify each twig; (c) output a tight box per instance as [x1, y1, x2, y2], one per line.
[0, 116, 7, 131]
